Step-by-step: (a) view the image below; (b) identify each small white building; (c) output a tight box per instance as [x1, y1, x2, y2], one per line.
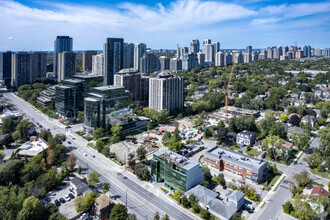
[236, 130, 256, 146]
[70, 177, 89, 196]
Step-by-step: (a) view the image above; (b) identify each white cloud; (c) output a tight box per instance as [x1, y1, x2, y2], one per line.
[0, 0, 256, 50]
[251, 2, 330, 25]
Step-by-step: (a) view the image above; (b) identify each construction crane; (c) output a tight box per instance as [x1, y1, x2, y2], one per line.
[225, 61, 235, 117]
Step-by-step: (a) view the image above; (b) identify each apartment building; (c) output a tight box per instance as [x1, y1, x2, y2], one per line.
[203, 146, 268, 184]
[236, 130, 256, 146]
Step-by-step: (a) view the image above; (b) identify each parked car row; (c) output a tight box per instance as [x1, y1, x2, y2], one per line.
[54, 193, 75, 207]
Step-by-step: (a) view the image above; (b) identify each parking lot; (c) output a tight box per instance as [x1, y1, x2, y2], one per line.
[47, 177, 80, 219]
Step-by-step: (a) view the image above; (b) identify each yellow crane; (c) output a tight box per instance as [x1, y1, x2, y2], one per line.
[225, 61, 235, 117]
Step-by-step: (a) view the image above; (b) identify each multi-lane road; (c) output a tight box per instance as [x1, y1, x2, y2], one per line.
[4, 92, 196, 220]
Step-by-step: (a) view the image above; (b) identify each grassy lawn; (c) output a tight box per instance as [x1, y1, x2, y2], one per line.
[310, 168, 330, 180]
[270, 174, 281, 187]
[229, 145, 239, 151]
[246, 149, 259, 157]
[273, 176, 285, 191]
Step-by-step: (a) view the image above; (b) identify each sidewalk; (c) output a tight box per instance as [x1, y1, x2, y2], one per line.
[249, 174, 286, 220]
[119, 166, 203, 220]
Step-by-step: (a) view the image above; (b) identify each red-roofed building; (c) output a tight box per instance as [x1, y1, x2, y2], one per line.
[310, 186, 328, 197]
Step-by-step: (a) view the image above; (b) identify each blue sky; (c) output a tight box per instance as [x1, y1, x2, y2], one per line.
[0, 0, 329, 51]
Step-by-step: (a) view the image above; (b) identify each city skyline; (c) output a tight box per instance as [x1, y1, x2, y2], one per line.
[1, 0, 330, 51]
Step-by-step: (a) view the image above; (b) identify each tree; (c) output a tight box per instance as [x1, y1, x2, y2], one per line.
[133, 164, 150, 181]
[162, 131, 171, 145]
[218, 173, 226, 186]
[1, 117, 14, 134]
[41, 168, 58, 191]
[17, 196, 44, 220]
[289, 114, 301, 126]
[136, 147, 147, 161]
[173, 125, 181, 141]
[39, 130, 52, 142]
[318, 126, 330, 156]
[192, 204, 200, 213]
[180, 196, 190, 208]
[0, 159, 24, 185]
[199, 209, 210, 219]
[84, 192, 96, 211]
[280, 114, 288, 122]
[232, 213, 244, 220]
[127, 153, 136, 168]
[173, 189, 181, 201]
[74, 196, 86, 212]
[203, 128, 212, 137]
[154, 212, 160, 220]
[282, 201, 294, 214]
[77, 111, 84, 123]
[103, 182, 110, 193]
[189, 194, 198, 206]
[16, 119, 33, 141]
[110, 204, 127, 220]
[292, 171, 310, 187]
[101, 147, 110, 156]
[66, 153, 76, 171]
[93, 128, 105, 140]
[46, 149, 55, 166]
[95, 140, 104, 152]
[147, 122, 152, 131]
[217, 127, 228, 140]
[303, 151, 322, 169]
[87, 171, 100, 187]
[127, 214, 137, 220]
[203, 165, 212, 182]
[161, 214, 170, 220]
[290, 132, 310, 150]
[0, 185, 26, 220]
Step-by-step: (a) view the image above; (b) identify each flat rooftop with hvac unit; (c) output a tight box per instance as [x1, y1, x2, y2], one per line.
[203, 146, 268, 184]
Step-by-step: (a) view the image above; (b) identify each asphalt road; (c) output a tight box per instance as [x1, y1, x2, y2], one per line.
[5, 92, 195, 220]
[251, 152, 328, 220]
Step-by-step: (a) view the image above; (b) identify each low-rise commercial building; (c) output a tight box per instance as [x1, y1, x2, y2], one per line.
[17, 137, 48, 161]
[151, 149, 204, 192]
[203, 146, 268, 184]
[84, 85, 134, 133]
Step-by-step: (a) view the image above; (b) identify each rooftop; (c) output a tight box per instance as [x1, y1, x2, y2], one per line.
[205, 146, 267, 172]
[73, 74, 102, 79]
[311, 186, 328, 197]
[117, 68, 138, 74]
[18, 138, 48, 157]
[154, 149, 200, 171]
[94, 194, 113, 211]
[93, 85, 124, 91]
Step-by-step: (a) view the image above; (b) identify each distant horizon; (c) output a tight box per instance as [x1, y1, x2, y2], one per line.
[1, 0, 330, 51]
[1, 46, 327, 54]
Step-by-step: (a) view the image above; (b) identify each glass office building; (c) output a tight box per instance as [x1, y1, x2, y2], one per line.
[84, 85, 134, 133]
[151, 150, 204, 192]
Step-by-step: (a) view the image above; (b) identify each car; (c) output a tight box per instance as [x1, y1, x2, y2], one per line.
[45, 197, 51, 202]
[64, 195, 71, 202]
[81, 213, 90, 220]
[47, 129, 50, 131]
[67, 141, 71, 144]
[49, 191, 56, 196]
[41, 200, 47, 205]
[59, 198, 66, 203]
[69, 187, 73, 192]
[222, 185, 227, 189]
[84, 153, 88, 156]
[92, 155, 95, 158]
[55, 199, 61, 207]
[69, 193, 75, 199]
[72, 137, 76, 140]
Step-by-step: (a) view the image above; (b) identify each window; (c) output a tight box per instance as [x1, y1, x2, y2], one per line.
[238, 167, 243, 171]
[234, 165, 238, 169]
[216, 161, 219, 164]
[247, 170, 251, 174]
